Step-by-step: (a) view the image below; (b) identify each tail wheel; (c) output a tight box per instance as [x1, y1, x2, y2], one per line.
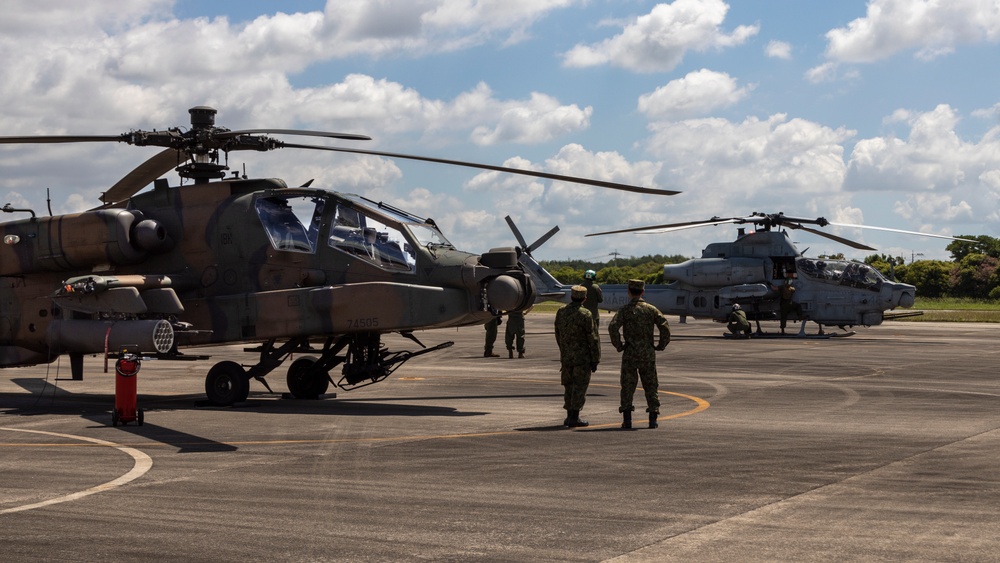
[205, 361, 250, 406]
[286, 356, 330, 399]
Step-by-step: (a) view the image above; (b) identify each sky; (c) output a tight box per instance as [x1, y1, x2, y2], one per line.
[2, 0, 999, 263]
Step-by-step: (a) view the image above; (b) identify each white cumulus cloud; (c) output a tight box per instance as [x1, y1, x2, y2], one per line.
[561, 0, 759, 72]
[824, 0, 1000, 63]
[638, 69, 753, 120]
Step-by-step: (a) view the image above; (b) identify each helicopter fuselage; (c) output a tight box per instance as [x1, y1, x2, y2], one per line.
[0, 177, 534, 367]
[621, 230, 915, 327]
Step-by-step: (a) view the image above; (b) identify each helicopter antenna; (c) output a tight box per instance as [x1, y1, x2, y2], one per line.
[46, 188, 52, 216]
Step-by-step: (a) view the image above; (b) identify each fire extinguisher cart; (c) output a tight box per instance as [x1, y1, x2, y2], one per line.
[112, 352, 144, 426]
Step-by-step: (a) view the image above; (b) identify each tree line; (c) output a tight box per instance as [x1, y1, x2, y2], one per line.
[539, 235, 1000, 300]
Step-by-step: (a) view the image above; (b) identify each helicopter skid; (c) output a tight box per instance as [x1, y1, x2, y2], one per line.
[723, 330, 856, 339]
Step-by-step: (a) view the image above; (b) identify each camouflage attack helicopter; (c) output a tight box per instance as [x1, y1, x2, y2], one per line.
[0, 106, 677, 405]
[516, 212, 965, 336]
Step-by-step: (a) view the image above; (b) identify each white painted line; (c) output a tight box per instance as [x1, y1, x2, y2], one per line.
[0, 427, 153, 515]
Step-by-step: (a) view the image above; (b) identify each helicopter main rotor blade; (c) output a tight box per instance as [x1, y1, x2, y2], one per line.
[586, 217, 741, 237]
[219, 129, 372, 141]
[0, 135, 124, 144]
[279, 142, 680, 196]
[102, 148, 180, 204]
[828, 222, 977, 243]
[790, 223, 877, 251]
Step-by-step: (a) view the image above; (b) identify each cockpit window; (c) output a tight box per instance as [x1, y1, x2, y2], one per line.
[328, 203, 416, 272]
[797, 258, 884, 291]
[256, 196, 322, 253]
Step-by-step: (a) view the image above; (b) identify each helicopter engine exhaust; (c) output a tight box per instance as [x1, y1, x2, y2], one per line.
[47, 319, 174, 355]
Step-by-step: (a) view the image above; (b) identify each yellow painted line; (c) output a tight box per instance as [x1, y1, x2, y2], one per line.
[0, 427, 153, 515]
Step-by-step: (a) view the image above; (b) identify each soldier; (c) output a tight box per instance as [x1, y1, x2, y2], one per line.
[554, 285, 601, 427]
[608, 279, 670, 429]
[582, 269, 604, 327]
[772, 278, 803, 334]
[504, 307, 528, 358]
[727, 303, 752, 338]
[483, 313, 501, 357]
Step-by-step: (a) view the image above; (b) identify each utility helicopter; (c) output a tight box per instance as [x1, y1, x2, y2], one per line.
[510, 212, 968, 337]
[0, 106, 677, 405]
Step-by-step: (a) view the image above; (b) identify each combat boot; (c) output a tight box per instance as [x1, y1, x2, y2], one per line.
[566, 410, 589, 427]
[508, 349, 514, 359]
[649, 412, 658, 429]
[621, 411, 632, 429]
[517, 351, 524, 359]
[484, 350, 499, 358]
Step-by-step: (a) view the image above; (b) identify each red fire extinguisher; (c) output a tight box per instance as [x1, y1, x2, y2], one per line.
[112, 351, 143, 426]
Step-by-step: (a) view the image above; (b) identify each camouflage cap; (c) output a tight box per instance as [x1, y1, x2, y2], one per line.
[570, 285, 587, 300]
[628, 279, 645, 291]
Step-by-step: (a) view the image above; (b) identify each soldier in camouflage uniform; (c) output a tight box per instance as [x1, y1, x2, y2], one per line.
[554, 285, 601, 427]
[583, 269, 604, 327]
[504, 308, 527, 358]
[483, 314, 501, 357]
[608, 279, 670, 429]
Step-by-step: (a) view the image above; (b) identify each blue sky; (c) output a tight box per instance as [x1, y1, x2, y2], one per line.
[2, 0, 999, 262]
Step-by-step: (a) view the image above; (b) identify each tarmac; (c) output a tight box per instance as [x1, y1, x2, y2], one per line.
[1, 315, 998, 562]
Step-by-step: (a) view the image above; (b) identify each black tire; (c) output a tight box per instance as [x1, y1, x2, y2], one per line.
[286, 357, 329, 399]
[205, 361, 249, 406]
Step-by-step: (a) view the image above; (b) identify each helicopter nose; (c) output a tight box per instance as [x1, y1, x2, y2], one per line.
[893, 283, 916, 308]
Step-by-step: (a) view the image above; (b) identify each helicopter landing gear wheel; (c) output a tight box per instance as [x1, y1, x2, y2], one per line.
[286, 356, 330, 400]
[205, 361, 250, 406]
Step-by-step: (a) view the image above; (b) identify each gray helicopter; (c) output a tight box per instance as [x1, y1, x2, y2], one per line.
[510, 212, 970, 337]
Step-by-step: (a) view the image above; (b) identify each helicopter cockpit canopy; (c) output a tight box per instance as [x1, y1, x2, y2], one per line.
[255, 196, 321, 253]
[326, 194, 452, 273]
[796, 258, 885, 292]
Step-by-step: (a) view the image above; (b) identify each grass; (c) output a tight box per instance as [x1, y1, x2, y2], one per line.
[529, 297, 1000, 322]
[897, 297, 1000, 322]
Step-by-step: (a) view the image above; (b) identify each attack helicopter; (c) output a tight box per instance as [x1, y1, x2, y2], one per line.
[514, 212, 967, 336]
[0, 106, 677, 405]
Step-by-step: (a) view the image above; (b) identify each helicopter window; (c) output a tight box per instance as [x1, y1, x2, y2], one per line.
[256, 196, 319, 253]
[327, 204, 415, 273]
[406, 222, 451, 249]
[840, 263, 883, 291]
[797, 259, 883, 291]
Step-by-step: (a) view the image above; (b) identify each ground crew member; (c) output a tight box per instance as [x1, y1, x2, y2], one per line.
[582, 269, 604, 327]
[554, 285, 600, 427]
[727, 303, 752, 338]
[505, 308, 528, 358]
[608, 279, 670, 429]
[484, 314, 501, 357]
[772, 278, 803, 334]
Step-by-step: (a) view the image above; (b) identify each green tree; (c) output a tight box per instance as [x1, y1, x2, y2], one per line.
[948, 253, 999, 298]
[864, 253, 905, 279]
[947, 234, 1000, 262]
[548, 266, 582, 284]
[897, 260, 952, 298]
